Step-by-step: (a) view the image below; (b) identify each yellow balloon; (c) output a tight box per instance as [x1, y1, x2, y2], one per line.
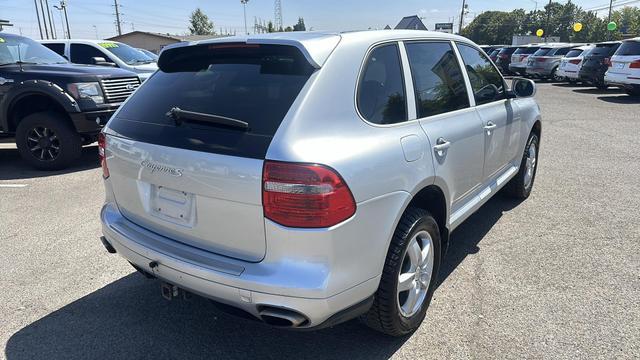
[536, 29, 544, 37]
[574, 23, 583, 32]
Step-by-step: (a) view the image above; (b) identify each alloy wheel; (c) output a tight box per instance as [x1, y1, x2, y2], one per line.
[524, 141, 537, 189]
[397, 230, 435, 318]
[26, 126, 60, 161]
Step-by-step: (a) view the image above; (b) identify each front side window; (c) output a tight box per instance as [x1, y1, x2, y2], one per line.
[405, 42, 470, 118]
[43, 43, 65, 57]
[457, 43, 506, 106]
[70, 44, 109, 64]
[357, 44, 407, 125]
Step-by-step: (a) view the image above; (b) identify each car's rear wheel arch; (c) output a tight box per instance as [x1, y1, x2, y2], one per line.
[405, 185, 449, 254]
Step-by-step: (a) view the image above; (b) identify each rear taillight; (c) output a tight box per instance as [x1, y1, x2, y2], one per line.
[569, 59, 581, 65]
[98, 132, 109, 178]
[630, 60, 640, 69]
[262, 161, 356, 228]
[604, 57, 612, 67]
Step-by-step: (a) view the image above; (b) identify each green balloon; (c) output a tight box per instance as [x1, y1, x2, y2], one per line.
[608, 21, 617, 31]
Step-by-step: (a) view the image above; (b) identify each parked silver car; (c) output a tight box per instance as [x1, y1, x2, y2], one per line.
[99, 31, 542, 336]
[526, 44, 578, 81]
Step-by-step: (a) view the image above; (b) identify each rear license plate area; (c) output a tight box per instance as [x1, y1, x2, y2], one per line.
[150, 185, 195, 227]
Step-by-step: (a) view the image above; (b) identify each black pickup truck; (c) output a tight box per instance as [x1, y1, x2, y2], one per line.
[0, 33, 141, 170]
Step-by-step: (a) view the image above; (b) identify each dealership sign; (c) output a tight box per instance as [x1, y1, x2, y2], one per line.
[435, 23, 454, 33]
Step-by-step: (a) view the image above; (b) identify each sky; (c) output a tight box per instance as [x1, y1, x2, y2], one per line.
[0, 0, 635, 40]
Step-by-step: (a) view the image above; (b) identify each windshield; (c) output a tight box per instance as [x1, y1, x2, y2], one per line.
[0, 34, 67, 65]
[139, 48, 159, 61]
[97, 42, 155, 65]
[616, 41, 640, 56]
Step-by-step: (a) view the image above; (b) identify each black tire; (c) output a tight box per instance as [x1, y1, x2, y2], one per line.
[505, 132, 539, 199]
[362, 207, 441, 337]
[624, 87, 640, 97]
[15, 112, 82, 170]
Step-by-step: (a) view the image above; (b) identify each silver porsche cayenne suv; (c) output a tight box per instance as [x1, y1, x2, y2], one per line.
[99, 30, 541, 336]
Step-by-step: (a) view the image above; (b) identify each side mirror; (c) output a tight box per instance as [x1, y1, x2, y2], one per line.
[510, 78, 536, 98]
[91, 57, 116, 67]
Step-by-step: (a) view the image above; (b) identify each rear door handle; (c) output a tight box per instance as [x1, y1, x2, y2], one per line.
[433, 138, 451, 155]
[484, 122, 497, 130]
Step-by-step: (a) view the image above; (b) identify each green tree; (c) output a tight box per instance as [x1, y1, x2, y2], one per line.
[293, 17, 306, 31]
[267, 21, 275, 33]
[189, 8, 215, 35]
[284, 26, 293, 32]
[611, 7, 640, 38]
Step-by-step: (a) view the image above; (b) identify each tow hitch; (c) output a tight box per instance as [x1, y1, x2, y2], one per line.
[160, 282, 192, 301]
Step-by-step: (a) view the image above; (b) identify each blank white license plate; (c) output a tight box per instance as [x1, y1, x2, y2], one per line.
[615, 63, 625, 69]
[150, 185, 195, 226]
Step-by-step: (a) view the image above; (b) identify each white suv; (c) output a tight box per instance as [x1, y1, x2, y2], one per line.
[99, 31, 541, 336]
[605, 37, 640, 96]
[41, 39, 158, 81]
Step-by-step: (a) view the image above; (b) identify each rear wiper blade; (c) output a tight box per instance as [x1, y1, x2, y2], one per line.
[166, 107, 249, 130]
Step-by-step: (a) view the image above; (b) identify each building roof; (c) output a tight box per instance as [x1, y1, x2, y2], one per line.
[395, 16, 428, 31]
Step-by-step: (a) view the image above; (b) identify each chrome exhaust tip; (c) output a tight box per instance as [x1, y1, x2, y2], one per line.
[259, 306, 309, 328]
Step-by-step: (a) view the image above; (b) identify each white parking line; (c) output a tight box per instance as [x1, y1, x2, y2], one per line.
[0, 184, 28, 188]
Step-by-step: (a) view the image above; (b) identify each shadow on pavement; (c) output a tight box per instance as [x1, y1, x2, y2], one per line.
[573, 88, 623, 95]
[438, 194, 523, 286]
[597, 95, 640, 104]
[4, 193, 522, 360]
[0, 145, 99, 180]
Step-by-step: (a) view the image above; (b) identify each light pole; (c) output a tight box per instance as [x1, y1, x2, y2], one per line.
[544, 0, 552, 42]
[529, 0, 538, 12]
[607, 0, 615, 40]
[93, 25, 99, 39]
[33, 0, 44, 39]
[241, 0, 249, 35]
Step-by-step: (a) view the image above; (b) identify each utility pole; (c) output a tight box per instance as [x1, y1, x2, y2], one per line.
[241, 0, 249, 35]
[54, 1, 70, 39]
[114, 0, 123, 36]
[34, 0, 44, 39]
[545, 0, 552, 42]
[45, 0, 56, 39]
[39, 0, 50, 39]
[458, 0, 467, 34]
[607, 0, 614, 40]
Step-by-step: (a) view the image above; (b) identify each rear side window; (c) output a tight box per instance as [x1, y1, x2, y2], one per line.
[70, 44, 108, 64]
[565, 49, 583, 58]
[457, 43, 506, 106]
[109, 44, 315, 159]
[357, 44, 407, 125]
[616, 41, 640, 56]
[405, 42, 469, 118]
[43, 43, 65, 57]
[499, 47, 516, 55]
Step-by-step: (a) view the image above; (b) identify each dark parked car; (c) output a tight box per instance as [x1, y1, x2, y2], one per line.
[579, 41, 622, 89]
[495, 46, 518, 74]
[488, 48, 502, 63]
[0, 33, 140, 169]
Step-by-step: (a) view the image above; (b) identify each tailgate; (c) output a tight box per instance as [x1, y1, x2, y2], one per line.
[103, 43, 316, 262]
[107, 136, 266, 261]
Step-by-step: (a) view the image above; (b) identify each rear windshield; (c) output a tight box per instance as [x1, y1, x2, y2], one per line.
[514, 47, 539, 55]
[616, 41, 640, 56]
[533, 48, 552, 56]
[589, 44, 619, 56]
[564, 49, 583, 58]
[108, 44, 315, 159]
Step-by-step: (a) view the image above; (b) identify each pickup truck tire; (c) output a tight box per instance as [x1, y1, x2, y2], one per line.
[362, 207, 441, 337]
[15, 112, 82, 170]
[505, 132, 539, 199]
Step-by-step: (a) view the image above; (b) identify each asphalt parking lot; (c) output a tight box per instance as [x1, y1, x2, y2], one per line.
[1, 82, 639, 359]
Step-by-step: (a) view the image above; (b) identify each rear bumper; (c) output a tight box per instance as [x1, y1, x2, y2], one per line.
[557, 68, 579, 79]
[100, 189, 408, 327]
[509, 64, 527, 74]
[526, 65, 554, 77]
[605, 71, 640, 86]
